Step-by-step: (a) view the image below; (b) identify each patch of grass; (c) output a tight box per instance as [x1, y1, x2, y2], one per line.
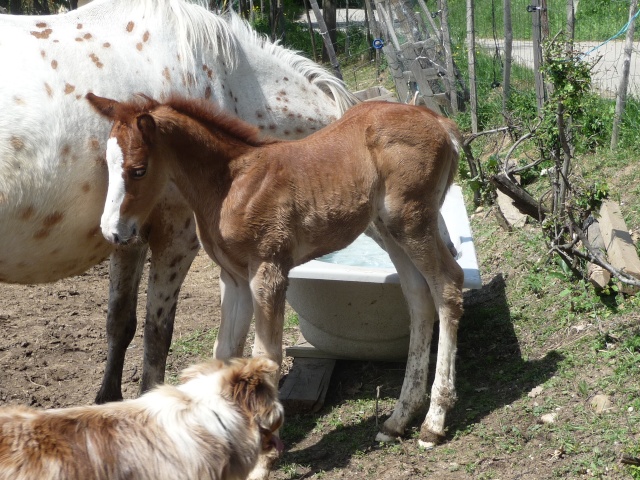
[169, 328, 219, 359]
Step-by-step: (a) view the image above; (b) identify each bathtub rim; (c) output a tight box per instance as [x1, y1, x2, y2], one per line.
[289, 185, 482, 289]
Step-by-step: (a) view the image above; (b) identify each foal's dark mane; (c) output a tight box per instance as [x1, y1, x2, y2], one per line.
[153, 95, 278, 148]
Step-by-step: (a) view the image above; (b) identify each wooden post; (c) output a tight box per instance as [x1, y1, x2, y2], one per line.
[415, 0, 442, 42]
[308, 0, 344, 80]
[467, 0, 478, 132]
[440, 0, 458, 114]
[503, 0, 512, 113]
[302, 0, 318, 62]
[611, 0, 638, 150]
[375, 0, 401, 51]
[530, 0, 545, 116]
[566, 0, 575, 41]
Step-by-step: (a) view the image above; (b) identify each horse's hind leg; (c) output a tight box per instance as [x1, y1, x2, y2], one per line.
[418, 236, 464, 447]
[373, 228, 438, 442]
[401, 226, 464, 448]
[96, 244, 147, 403]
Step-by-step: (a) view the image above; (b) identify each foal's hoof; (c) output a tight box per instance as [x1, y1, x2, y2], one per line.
[418, 427, 446, 450]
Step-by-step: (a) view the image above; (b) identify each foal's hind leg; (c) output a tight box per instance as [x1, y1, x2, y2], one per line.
[400, 227, 464, 448]
[373, 228, 438, 441]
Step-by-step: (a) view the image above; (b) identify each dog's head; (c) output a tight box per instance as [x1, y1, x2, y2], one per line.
[181, 357, 284, 453]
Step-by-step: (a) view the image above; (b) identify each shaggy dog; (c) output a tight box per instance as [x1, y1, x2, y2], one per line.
[0, 357, 284, 480]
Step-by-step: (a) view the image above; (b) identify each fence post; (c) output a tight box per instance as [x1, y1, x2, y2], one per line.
[440, 0, 458, 114]
[466, 0, 478, 132]
[503, 0, 512, 114]
[530, 0, 545, 116]
[611, 0, 638, 150]
[308, 0, 344, 79]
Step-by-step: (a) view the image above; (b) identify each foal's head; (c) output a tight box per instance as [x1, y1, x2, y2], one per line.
[87, 93, 167, 245]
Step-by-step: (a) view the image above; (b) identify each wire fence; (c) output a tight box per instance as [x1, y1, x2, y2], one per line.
[305, 0, 640, 107]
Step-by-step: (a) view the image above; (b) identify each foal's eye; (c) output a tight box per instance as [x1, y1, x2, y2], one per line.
[131, 167, 147, 179]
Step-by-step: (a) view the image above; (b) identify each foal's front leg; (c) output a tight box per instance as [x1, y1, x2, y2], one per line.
[214, 268, 254, 359]
[247, 261, 289, 480]
[140, 192, 200, 393]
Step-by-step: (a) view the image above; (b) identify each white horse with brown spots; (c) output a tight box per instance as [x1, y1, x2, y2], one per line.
[0, 0, 357, 404]
[87, 93, 465, 450]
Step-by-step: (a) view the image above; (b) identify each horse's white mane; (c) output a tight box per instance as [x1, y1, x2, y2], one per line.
[99, 0, 357, 112]
[224, 12, 359, 113]
[105, 0, 237, 74]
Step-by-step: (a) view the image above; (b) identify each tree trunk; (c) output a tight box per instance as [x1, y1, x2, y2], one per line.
[269, 0, 284, 41]
[10, 0, 22, 14]
[611, 0, 638, 149]
[322, 0, 337, 62]
[309, 0, 343, 79]
[466, 0, 478, 132]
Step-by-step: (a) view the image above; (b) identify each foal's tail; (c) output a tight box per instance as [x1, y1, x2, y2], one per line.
[436, 115, 463, 207]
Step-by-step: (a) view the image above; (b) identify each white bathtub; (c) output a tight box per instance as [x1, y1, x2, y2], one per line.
[286, 185, 481, 361]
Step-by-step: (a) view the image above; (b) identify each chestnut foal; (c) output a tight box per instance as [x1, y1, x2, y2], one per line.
[87, 93, 464, 448]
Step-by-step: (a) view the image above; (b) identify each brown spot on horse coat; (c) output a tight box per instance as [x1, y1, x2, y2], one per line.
[31, 29, 53, 39]
[10, 136, 25, 151]
[51, 60, 58, 69]
[136, 43, 143, 51]
[84, 33, 92, 40]
[162, 67, 171, 81]
[82, 183, 91, 193]
[43, 212, 64, 228]
[143, 31, 150, 42]
[77, 23, 83, 29]
[89, 138, 101, 151]
[44, 83, 53, 97]
[20, 207, 34, 220]
[89, 53, 104, 68]
[204, 86, 212, 100]
[87, 226, 100, 239]
[64, 83, 75, 94]
[103, 42, 111, 48]
[126, 21, 135, 32]
[36, 22, 47, 28]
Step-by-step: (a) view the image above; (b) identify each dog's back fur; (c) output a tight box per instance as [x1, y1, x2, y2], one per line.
[0, 357, 283, 480]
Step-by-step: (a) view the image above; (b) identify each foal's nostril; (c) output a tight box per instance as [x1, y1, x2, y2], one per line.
[112, 233, 120, 244]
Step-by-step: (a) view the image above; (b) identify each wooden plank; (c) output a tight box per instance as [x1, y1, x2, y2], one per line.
[279, 357, 336, 413]
[586, 219, 611, 290]
[598, 200, 640, 293]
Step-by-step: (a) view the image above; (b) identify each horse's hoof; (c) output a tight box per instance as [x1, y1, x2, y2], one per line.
[417, 439, 436, 450]
[419, 427, 445, 449]
[375, 431, 398, 443]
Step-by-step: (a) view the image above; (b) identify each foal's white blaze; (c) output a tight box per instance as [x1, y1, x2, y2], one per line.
[101, 137, 128, 243]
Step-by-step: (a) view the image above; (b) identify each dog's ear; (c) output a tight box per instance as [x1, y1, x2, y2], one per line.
[179, 359, 226, 384]
[224, 357, 278, 403]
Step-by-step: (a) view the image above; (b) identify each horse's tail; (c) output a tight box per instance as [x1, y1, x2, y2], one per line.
[436, 115, 463, 207]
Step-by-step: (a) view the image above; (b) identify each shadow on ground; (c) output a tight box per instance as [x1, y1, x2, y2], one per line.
[277, 273, 563, 474]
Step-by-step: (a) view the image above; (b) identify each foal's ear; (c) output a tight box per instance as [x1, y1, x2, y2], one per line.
[86, 93, 119, 119]
[136, 114, 156, 144]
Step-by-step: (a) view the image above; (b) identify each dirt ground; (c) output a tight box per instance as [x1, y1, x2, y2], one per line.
[1, 246, 636, 479]
[0, 251, 222, 408]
